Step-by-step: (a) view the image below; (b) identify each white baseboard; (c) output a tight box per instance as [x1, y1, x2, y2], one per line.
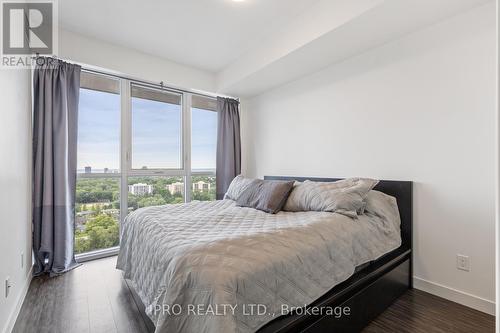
[414, 276, 495, 315]
[2, 265, 33, 333]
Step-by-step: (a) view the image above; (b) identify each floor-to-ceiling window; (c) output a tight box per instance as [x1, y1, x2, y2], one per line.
[75, 71, 218, 258]
[76, 72, 121, 255]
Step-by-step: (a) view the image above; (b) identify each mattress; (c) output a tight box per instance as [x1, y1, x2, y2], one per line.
[116, 199, 401, 333]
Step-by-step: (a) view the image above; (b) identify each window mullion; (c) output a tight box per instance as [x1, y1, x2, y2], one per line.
[184, 93, 192, 202]
[120, 79, 131, 224]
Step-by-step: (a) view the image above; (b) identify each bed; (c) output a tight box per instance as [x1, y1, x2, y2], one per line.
[116, 176, 412, 333]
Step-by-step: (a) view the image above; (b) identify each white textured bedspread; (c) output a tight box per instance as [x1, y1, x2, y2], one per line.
[116, 199, 401, 333]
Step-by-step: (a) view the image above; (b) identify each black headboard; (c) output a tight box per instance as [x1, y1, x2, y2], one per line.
[264, 176, 413, 252]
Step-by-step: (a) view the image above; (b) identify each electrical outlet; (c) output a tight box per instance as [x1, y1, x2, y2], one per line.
[457, 254, 470, 271]
[5, 277, 11, 298]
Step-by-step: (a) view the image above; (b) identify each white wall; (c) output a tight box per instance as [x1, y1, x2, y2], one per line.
[59, 29, 216, 92]
[241, 3, 496, 313]
[0, 69, 32, 332]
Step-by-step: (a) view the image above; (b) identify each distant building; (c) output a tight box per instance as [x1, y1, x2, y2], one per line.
[84, 166, 91, 174]
[166, 182, 184, 195]
[165, 181, 210, 195]
[193, 181, 211, 192]
[128, 183, 153, 196]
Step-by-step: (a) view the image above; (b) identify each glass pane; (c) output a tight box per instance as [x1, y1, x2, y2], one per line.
[77, 87, 121, 173]
[131, 85, 182, 169]
[75, 178, 120, 254]
[191, 175, 216, 201]
[127, 176, 184, 212]
[191, 106, 217, 172]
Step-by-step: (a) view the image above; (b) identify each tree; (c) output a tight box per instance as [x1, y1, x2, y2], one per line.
[172, 197, 184, 204]
[193, 191, 211, 201]
[157, 188, 173, 203]
[75, 214, 119, 254]
[127, 194, 139, 210]
[138, 195, 166, 208]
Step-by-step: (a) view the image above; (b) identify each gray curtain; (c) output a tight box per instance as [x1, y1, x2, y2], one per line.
[216, 97, 241, 199]
[33, 58, 81, 276]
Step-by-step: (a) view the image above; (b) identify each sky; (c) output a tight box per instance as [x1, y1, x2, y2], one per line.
[77, 88, 216, 172]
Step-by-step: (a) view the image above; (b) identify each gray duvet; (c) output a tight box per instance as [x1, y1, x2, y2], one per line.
[116, 198, 401, 333]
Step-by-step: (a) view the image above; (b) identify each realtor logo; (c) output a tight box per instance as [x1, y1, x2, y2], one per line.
[1, 0, 57, 67]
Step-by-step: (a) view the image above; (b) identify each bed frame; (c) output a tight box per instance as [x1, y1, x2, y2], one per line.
[128, 176, 413, 333]
[257, 176, 413, 333]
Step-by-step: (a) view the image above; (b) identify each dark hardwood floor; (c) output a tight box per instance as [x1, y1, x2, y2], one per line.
[362, 287, 495, 333]
[13, 256, 494, 333]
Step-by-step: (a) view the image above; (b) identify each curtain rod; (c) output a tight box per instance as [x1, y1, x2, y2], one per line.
[39, 55, 239, 101]
[80, 67, 239, 101]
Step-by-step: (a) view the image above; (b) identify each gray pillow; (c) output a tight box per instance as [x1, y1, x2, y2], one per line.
[283, 178, 379, 217]
[236, 179, 295, 214]
[364, 190, 401, 232]
[224, 175, 254, 200]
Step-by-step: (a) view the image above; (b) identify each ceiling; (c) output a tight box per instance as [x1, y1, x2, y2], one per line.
[59, 0, 318, 73]
[59, 0, 492, 96]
